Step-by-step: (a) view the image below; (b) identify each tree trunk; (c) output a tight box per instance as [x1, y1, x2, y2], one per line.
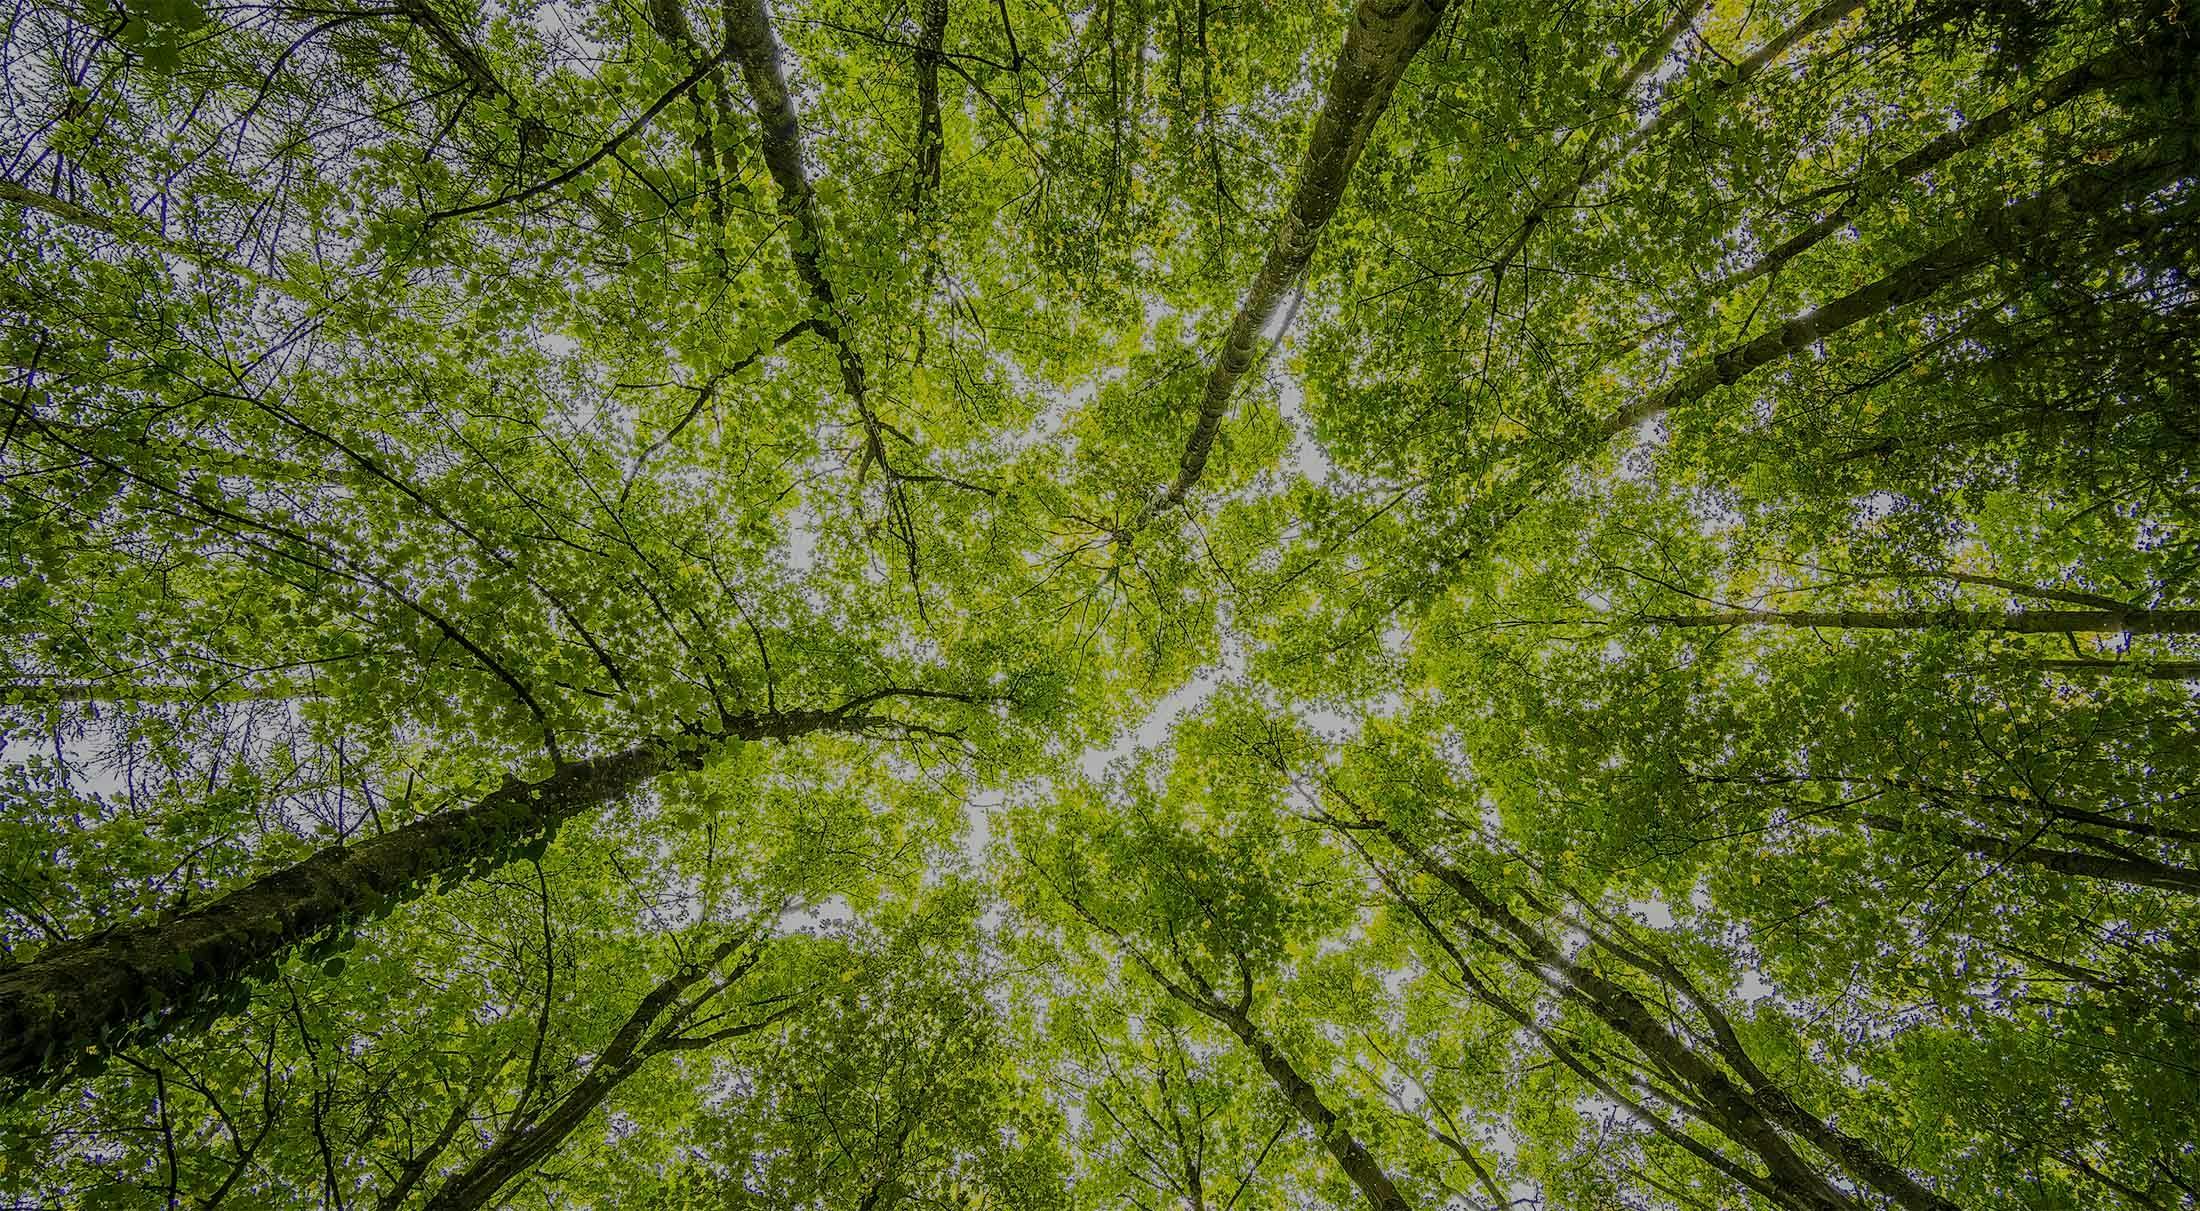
[721, 0, 868, 404]
[1, 180, 319, 303]
[1601, 144, 2195, 438]
[1052, 875, 1416, 1211]
[1857, 811, 2200, 896]
[909, 0, 949, 212]
[1640, 606, 2200, 635]
[0, 708, 849, 1089]
[1380, 824, 1963, 1211]
[1487, 0, 1856, 286]
[2020, 658, 2200, 681]
[415, 935, 774, 1211]
[1137, 0, 1449, 526]
[1350, 832, 1847, 1211]
[393, 0, 514, 101]
[1712, 35, 2167, 294]
[1195, 996, 1413, 1211]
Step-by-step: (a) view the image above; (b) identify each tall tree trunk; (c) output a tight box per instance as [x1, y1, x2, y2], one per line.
[1, 180, 320, 303]
[1047, 877, 1415, 1211]
[719, 0, 940, 600]
[1711, 33, 2171, 293]
[1485, 0, 1852, 287]
[1600, 144, 2194, 438]
[1639, 606, 2200, 635]
[1363, 849, 1852, 1211]
[1857, 812, 2200, 895]
[720, 0, 867, 405]
[393, 0, 514, 101]
[1136, 0, 1449, 527]
[1194, 996, 1413, 1211]
[909, 0, 949, 213]
[2020, 658, 2200, 680]
[415, 934, 782, 1211]
[0, 707, 861, 1089]
[1377, 824, 1964, 1211]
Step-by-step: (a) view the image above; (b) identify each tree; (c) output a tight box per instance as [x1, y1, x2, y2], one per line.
[4, 0, 2196, 1206]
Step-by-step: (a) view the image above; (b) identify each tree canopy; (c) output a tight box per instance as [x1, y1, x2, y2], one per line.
[2, 0, 2196, 1206]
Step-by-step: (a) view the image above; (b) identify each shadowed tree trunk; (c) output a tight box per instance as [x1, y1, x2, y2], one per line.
[1600, 145, 2196, 439]
[1856, 811, 2200, 896]
[720, 0, 947, 600]
[1190, 994, 1413, 1211]
[0, 700, 924, 1090]
[1639, 606, 2200, 635]
[909, 0, 949, 213]
[1482, 0, 1855, 290]
[1, 180, 320, 303]
[393, 0, 514, 102]
[1364, 819, 1964, 1211]
[721, 0, 868, 406]
[1711, 34, 2176, 294]
[1046, 876, 1414, 1211]
[414, 932, 791, 1211]
[1355, 844, 1855, 1211]
[1136, 0, 1450, 528]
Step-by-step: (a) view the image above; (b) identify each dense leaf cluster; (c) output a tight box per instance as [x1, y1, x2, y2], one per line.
[2, 0, 2194, 1206]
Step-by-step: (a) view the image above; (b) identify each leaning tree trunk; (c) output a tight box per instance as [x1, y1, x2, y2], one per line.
[1196, 996, 1414, 1211]
[721, 0, 868, 404]
[1379, 824, 1965, 1211]
[1711, 34, 2176, 294]
[1856, 811, 2200, 896]
[1639, 606, 2200, 635]
[414, 934, 783, 1211]
[0, 180, 320, 304]
[1136, 0, 1450, 527]
[0, 708, 851, 1089]
[1054, 877, 1416, 1211]
[908, 0, 949, 213]
[1599, 143, 2195, 439]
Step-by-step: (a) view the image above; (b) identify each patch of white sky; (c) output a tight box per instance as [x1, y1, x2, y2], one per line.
[777, 489, 824, 575]
[524, 0, 605, 55]
[1243, 288, 1331, 487]
[992, 352, 1112, 457]
[1076, 628, 1248, 785]
[774, 892, 854, 937]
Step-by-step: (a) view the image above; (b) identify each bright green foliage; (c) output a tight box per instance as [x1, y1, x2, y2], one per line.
[2, 0, 2195, 1206]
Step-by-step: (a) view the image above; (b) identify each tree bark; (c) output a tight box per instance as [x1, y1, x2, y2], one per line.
[2020, 658, 2200, 681]
[1857, 811, 2200, 896]
[1639, 606, 2200, 635]
[1136, 0, 1449, 527]
[1379, 824, 1963, 1211]
[1485, 0, 1855, 288]
[393, 0, 514, 101]
[909, 0, 949, 213]
[1711, 35, 2172, 294]
[720, 0, 868, 403]
[0, 707, 860, 1090]
[720, 0, 942, 600]
[1045, 871, 1415, 1211]
[1188, 995, 1413, 1211]
[1, 179, 319, 303]
[415, 934, 778, 1211]
[1600, 144, 2194, 438]
[1333, 825, 1846, 1211]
